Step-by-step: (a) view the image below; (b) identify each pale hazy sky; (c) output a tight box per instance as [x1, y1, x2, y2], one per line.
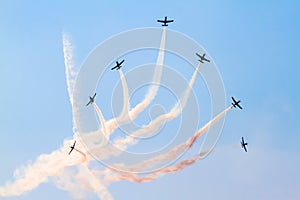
[0, 1, 299, 199]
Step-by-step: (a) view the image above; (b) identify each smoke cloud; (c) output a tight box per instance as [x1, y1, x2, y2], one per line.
[0, 28, 232, 199]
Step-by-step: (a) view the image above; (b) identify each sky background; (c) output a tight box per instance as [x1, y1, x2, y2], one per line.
[0, 1, 300, 199]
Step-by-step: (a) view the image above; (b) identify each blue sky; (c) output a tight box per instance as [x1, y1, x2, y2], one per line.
[0, 1, 299, 199]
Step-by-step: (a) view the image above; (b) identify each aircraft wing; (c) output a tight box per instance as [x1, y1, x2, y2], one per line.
[243, 145, 247, 152]
[203, 58, 210, 62]
[92, 93, 96, 99]
[195, 52, 201, 58]
[157, 20, 164, 23]
[68, 148, 74, 155]
[86, 101, 91, 106]
[119, 59, 125, 65]
[166, 20, 174, 23]
[237, 104, 243, 109]
[111, 66, 117, 70]
[231, 97, 236, 103]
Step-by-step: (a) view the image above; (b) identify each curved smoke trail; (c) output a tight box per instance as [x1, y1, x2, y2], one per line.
[113, 62, 201, 149]
[128, 27, 166, 120]
[93, 103, 107, 138]
[85, 27, 168, 157]
[105, 152, 204, 183]
[101, 27, 166, 141]
[0, 140, 86, 196]
[105, 106, 233, 174]
[0, 28, 231, 200]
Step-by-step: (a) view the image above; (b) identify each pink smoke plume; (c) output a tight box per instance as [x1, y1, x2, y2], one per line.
[0, 27, 232, 200]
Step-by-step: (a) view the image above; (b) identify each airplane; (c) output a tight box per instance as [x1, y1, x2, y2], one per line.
[231, 97, 243, 109]
[240, 137, 248, 152]
[111, 59, 125, 71]
[157, 16, 174, 26]
[68, 140, 76, 155]
[86, 93, 96, 106]
[196, 53, 210, 63]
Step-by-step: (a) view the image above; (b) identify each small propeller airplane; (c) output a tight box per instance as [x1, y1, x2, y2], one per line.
[157, 16, 174, 26]
[68, 140, 76, 155]
[240, 137, 248, 152]
[111, 59, 125, 71]
[231, 97, 243, 110]
[196, 53, 210, 63]
[86, 93, 96, 106]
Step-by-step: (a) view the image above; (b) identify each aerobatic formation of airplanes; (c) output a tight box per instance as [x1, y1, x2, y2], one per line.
[157, 16, 174, 26]
[240, 137, 248, 152]
[231, 97, 243, 110]
[196, 52, 210, 63]
[68, 141, 76, 155]
[69, 17, 248, 155]
[111, 59, 125, 71]
[86, 93, 96, 106]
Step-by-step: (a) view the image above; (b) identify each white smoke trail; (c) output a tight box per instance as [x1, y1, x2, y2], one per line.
[77, 165, 113, 200]
[117, 69, 130, 122]
[62, 33, 77, 105]
[104, 69, 130, 136]
[170, 62, 201, 117]
[47, 27, 167, 166]
[93, 103, 107, 138]
[108, 106, 233, 173]
[0, 140, 87, 196]
[128, 27, 166, 120]
[0, 34, 92, 198]
[106, 152, 204, 183]
[53, 168, 86, 199]
[87, 27, 167, 155]
[88, 62, 201, 159]
[114, 62, 201, 149]
[101, 28, 166, 142]
[0, 28, 229, 200]
[186, 106, 233, 148]
[106, 143, 239, 183]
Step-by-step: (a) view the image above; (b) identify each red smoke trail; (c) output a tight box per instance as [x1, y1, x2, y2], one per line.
[104, 106, 233, 182]
[74, 148, 88, 163]
[187, 105, 233, 148]
[106, 152, 205, 183]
